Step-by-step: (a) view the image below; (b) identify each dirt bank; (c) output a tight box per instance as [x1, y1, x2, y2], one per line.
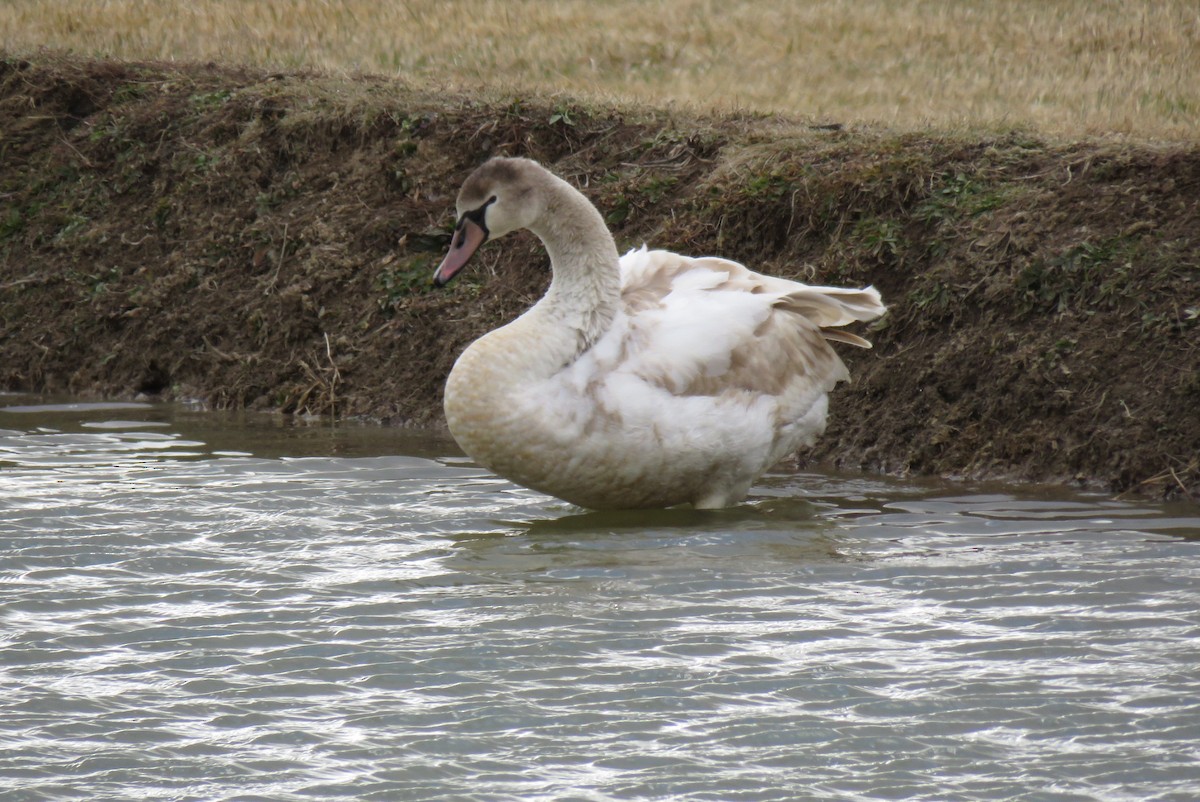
[2, 53, 1197, 498]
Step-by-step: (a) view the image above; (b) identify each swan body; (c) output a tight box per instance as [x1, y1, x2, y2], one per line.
[433, 157, 885, 509]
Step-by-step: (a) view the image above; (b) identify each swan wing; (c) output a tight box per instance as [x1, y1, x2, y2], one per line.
[615, 247, 883, 399]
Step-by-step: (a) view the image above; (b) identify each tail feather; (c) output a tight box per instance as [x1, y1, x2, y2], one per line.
[820, 328, 875, 349]
[779, 285, 886, 327]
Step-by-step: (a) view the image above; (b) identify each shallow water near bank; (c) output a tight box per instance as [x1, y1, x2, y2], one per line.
[2, 395, 1199, 801]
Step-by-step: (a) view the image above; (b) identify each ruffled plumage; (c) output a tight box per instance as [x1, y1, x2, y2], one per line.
[434, 158, 885, 509]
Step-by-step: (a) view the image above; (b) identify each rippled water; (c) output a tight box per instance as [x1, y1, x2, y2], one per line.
[2, 395, 1199, 801]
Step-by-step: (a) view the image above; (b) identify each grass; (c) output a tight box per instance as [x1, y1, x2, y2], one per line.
[2, 0, 1198, 140]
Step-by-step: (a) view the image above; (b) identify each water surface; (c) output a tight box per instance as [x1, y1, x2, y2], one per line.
[2, 396, 1198, 801]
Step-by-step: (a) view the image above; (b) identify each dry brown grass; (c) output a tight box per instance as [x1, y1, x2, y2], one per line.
[3, 0, 1198, 138]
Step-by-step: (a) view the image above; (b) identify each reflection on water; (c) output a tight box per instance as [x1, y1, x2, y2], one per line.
[2, 393, 1199, 801]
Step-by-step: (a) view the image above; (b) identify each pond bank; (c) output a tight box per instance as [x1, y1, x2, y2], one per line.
[1, 52, 1197, 497]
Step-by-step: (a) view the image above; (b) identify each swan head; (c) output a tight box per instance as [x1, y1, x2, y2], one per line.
[433, 157, 545, 286]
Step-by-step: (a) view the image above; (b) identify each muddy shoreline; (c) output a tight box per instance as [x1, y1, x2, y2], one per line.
[2, 53, 1197, 498]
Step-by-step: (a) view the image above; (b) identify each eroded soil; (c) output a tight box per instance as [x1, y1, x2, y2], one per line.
[2, 53, 1197, 497]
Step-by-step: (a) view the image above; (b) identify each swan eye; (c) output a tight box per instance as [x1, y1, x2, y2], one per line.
[461, 195, 498, 232]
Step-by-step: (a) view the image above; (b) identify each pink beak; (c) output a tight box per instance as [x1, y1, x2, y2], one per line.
[433, 217, 488, 287]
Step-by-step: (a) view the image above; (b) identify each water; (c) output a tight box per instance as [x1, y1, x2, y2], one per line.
[2, 395, 1199, 802]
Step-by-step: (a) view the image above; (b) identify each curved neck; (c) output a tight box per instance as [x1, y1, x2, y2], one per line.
[447, 170, 623, 425]
[527, 174, 621, 353]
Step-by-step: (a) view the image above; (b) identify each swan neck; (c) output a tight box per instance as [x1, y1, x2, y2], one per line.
[526, 177, 621, 347]
[449, 172, 622, 413]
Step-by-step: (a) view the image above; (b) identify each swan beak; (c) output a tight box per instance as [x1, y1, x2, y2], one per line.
[433, 217, 488, 287]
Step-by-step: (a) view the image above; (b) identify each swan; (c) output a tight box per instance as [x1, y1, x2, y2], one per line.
[433, 157, 885, 509]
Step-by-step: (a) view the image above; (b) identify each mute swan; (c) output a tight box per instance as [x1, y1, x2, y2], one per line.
[433, 157, 884, 510]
